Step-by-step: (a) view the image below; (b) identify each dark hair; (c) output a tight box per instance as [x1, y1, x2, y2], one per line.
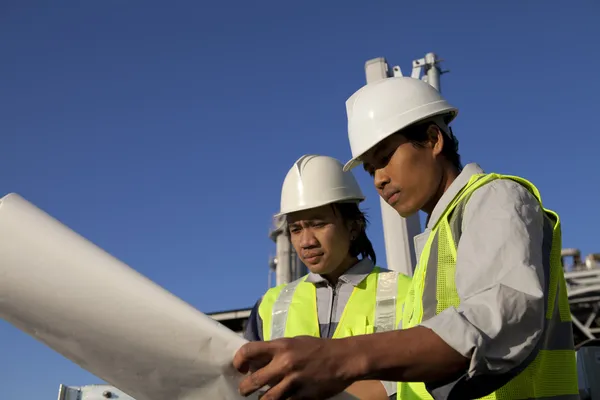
[399, 118, 462, 170]
[332, 202, 377, 264]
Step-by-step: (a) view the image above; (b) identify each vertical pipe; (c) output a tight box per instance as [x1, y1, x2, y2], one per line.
[56, 384, 68, 400]
[273, 215, 292, 286]
[291, 248, 307, 281]
[364, 57, 421, 276]
[425, 52, 441, 91]
[379, 199, 420, 275]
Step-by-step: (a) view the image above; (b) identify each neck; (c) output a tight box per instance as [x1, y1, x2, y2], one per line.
[323, 256, 360, 284]
[422, 163, 460, 216]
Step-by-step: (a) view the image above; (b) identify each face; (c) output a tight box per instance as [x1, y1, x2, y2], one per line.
[287, 205, 355, 276]
[361, 126, 444, 217]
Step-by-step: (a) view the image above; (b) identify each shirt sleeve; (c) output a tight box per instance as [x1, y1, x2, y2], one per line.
[243, 298, 264, 342]
[382, 380, 397, 398]
[419, 179, 546, 399]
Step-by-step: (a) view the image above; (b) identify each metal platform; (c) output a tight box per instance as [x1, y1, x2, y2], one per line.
[207, 307, 252, 336]
[57, 383, 135, 400]
[563, 249, 600, 345]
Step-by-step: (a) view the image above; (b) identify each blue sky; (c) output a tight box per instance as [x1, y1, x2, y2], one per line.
[1, 0, 599, 397]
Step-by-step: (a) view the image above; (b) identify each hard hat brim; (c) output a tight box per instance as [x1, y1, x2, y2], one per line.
[343, 158, 362, 172]
[343, 109, 458, 173]
[274, 196, 365, 218]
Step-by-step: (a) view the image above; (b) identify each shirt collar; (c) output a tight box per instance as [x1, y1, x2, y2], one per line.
[305, 258, 375, 287]
[426, 162, 484, 229]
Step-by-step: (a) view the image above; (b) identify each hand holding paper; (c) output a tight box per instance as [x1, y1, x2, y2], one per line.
[235, 336, 363, 400]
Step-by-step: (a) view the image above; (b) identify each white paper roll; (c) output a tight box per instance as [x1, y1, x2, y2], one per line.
[0, 193, 256, 400]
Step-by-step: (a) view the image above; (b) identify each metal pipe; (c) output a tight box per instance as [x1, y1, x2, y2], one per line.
[363, 57, 422, 276]
[424, 52, 441, 91]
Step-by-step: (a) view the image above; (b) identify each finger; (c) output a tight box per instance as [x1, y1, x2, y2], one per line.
[233, 341, 277, 372]
[238, 361, 285, 397]
[259, 374, 299, 400]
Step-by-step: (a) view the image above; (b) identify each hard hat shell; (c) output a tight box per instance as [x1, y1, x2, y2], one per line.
[276, 154, 365, 217]
[343, 77, 459, 171]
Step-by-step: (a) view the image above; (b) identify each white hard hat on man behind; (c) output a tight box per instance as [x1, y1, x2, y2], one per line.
[344, 76, 459, 171]
[277, 154, 364, 216]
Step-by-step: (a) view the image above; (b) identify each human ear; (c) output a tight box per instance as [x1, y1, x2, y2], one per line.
[429, 125, 444, 157]
[345, 220, 359, 241]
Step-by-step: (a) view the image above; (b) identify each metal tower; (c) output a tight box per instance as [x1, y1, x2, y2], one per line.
[562, 248, 600, 344]
[362, 52, 447, 276]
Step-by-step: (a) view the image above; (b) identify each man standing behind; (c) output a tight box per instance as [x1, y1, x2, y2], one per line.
[233, 77, 578, 400]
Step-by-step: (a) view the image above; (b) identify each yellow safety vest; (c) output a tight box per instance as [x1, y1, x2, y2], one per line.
[259, 266, 412, 340]
[399, 173, 578, 399]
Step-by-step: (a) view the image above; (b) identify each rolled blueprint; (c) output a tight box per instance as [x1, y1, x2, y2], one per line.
[0, 193, 253, 399]
[0, 193, 357, 400]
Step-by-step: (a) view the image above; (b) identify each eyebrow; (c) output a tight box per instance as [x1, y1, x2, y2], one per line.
[289, 216, 327, 225]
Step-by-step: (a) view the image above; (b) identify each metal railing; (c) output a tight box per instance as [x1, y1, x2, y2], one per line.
[563, 249, 600, 345]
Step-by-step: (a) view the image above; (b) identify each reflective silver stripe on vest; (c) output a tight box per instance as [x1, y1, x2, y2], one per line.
[375, 271, 399, 332]
[271, 271, 399, 339]
[271, 278, 303, 340]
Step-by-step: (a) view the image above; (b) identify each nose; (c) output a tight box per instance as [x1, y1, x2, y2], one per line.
[374, 168, 390, 192]
[298, 228, 319, 249]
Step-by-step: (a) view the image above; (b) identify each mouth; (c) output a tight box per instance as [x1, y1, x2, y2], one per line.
[384, 190, 401, 205]
[302, 253, 324, 264]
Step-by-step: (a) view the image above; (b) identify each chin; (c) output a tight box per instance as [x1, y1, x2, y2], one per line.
[306, 265, 325, 275]
[305, 263, 332, 275]
[394, 204, 419, 218]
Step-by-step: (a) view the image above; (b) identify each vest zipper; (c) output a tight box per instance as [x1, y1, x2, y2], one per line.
[326, 281, 340, 338]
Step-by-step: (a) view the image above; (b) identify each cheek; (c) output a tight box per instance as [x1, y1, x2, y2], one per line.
[385, 150, 419, 184]
[387, 148, 439, 206]
[387, 147, 429, 187]
[319, 228, 350, 258]
[330, 233, 351, 260]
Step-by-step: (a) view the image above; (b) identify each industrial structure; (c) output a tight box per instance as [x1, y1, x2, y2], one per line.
[57, 384, 136, 400]
[54, 51, 600, 398]
[562, 249, 600, 345]
[207, 308, 252, 336]
[268, 214, 307, 287]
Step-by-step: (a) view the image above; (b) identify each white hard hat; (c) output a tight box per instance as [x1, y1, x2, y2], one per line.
[277, 154, 365, 216]
[343, 77, 459, 171]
